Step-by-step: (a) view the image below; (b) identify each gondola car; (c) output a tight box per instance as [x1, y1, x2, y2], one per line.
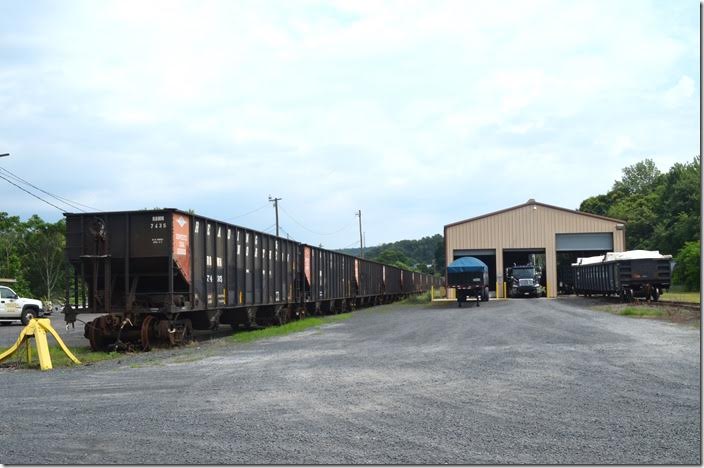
[572, 250, 672, 302]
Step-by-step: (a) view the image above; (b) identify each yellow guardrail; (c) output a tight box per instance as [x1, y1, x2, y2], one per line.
[0, 318, 81, 370]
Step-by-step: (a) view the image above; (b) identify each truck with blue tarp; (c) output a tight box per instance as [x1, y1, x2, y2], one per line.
[447, 256, 490, 307]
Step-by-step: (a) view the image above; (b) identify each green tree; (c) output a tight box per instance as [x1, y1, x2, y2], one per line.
[373, 248, 413, 270]
[578, 194, 611, 216]
[612, 158, 662, 197]
[580, 156, 700, 255]
[21, 216, 66, 301]
[0, 212, 31, 296]
[672, 240, 700, 291]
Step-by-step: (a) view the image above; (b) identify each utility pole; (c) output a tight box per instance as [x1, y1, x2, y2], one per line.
[268, 195, 281, 237]
[356, 209, 364, 258]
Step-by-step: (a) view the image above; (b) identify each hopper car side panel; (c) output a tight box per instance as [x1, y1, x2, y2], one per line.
[573, 258, 671, 301]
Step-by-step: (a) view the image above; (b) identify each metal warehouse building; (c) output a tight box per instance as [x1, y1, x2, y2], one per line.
[444, 199, 626, 299]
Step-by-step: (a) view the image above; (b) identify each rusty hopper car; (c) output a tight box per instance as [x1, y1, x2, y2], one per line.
[572, 250, 672, 302]
[64, 209, 440, 351]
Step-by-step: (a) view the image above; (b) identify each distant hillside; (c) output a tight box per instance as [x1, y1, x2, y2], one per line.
[336, 234, 444, 275]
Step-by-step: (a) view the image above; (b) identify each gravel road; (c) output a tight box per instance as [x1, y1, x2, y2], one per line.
[0, 298, 699, 464]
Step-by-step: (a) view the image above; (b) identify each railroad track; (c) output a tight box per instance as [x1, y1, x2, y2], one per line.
[587, 295, 701, 312]
[650, 300, 701, 312]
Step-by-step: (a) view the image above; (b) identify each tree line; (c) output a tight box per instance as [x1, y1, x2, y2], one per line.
[0, 213, 65, 302]
[335, 234, 446, 276]
[579, 156, 700, 290]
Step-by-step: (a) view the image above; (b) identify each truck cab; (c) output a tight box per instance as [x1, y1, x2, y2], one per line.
[0, 286, 44, 325]
[505, 264, 544, 298]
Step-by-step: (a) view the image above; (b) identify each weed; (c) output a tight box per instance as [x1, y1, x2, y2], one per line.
[230, 313, 352, 343]
[660, 292, 700, 303]
[619, 306, 664, 317]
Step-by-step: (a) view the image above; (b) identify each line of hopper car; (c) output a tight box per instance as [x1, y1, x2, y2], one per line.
[62, 209, 443, 351]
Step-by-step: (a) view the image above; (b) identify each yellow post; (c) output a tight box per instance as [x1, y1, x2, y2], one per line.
[503, 282, 507, 299]
[0, 318, 81, 370]
[431, 285, 434, 300]
[33, 324, 52, 370]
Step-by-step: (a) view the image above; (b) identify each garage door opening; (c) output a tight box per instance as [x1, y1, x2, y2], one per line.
[555, 233, 614, 295]
[502, 248, 547, 291]
[453, 249, 496, 294]
[556, 250, 609, 294]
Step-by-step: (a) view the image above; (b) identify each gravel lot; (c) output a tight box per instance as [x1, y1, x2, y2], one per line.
[0, 298, 699, 464]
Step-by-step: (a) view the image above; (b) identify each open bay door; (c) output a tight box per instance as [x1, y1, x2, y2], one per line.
[555, 233, 614, 295]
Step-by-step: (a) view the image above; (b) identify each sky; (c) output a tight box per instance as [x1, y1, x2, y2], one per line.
[0, 0, 699, 249]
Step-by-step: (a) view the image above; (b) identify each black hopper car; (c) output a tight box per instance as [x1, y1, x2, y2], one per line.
[572, 250, 672, 302]
[63, 209, 443, 351]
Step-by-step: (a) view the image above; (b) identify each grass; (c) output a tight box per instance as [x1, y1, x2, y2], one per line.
[593, 303, 700, 325]
[401, 291, 432, 304]
[618, 306, 665, 317]
[660, 291, 700, 303]
[230, 313, 352, 344]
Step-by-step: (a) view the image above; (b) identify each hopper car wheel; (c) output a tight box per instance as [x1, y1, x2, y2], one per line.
[158, 319, 177, 347]
[141, 315, 158, 351]
[87, 316, 109, 352]
[652, 288, 660, 302]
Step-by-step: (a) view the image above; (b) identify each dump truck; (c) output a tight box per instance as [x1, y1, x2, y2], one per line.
[447, 256, 489, 307]
[505, 264, 544, 298]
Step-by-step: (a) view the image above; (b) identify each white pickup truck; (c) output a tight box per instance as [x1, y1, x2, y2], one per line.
[0, 285, 44, 325]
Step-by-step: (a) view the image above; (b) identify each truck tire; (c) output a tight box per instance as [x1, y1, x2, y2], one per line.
[21, 307, 38, 326]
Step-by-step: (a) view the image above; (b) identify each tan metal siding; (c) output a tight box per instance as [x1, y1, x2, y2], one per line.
[445, 204, 626, 298]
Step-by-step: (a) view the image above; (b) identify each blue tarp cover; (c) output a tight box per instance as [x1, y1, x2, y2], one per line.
[447, 256, 488, 273]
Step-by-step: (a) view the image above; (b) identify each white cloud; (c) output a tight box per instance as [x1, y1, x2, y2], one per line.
[0, 0, 698, 246]
[662, 75, 695, 108]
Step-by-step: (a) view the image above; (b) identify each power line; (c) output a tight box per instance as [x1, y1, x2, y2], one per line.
[280, 206, 354, 236]
[227, 202, 269, 221]
[340, 239, 361, 249]
[0, 173, 68, 212]
[0, 166, 100, 212]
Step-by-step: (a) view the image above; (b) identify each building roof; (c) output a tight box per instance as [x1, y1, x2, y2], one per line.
[444, 199, 626, 229]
